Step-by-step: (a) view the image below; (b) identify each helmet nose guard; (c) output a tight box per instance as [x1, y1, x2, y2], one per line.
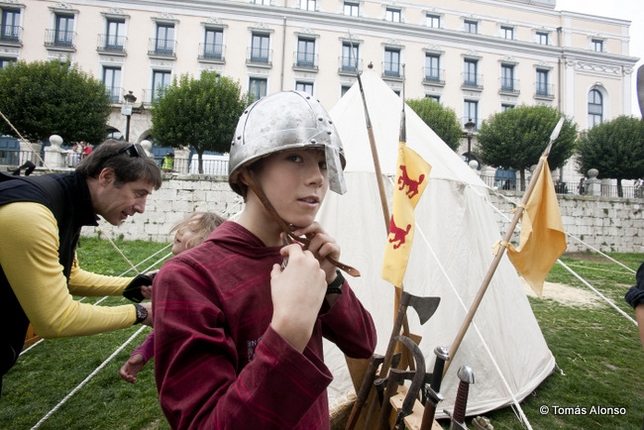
[228, 91, 347, 195]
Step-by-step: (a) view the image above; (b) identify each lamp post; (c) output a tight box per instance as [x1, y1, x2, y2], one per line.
[122, 91, 137, 142]
[464, 118, 475, 163]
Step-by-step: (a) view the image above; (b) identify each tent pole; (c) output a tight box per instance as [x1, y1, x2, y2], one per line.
[444, 117, 564, 377]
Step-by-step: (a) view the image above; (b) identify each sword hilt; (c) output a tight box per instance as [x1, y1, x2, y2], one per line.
[452, 366, 475, 425]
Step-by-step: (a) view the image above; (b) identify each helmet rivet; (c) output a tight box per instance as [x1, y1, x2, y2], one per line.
[311, 139, 317, 144]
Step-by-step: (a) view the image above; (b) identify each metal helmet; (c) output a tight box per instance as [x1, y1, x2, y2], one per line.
[228, 91, 346, 196]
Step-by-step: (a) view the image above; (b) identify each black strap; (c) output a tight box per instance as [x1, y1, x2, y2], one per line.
[0, 171, 66, 221]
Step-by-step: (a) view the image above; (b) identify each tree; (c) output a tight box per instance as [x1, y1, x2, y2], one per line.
[0, 60, 112, 144]
[576, 115, 644, 197]
[476, 105, 578, 190]
[150, 71, 250, 173]
[406, 97, 463, 151]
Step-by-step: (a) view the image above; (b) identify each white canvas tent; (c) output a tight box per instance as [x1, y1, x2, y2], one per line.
[319, 69, 555, 419]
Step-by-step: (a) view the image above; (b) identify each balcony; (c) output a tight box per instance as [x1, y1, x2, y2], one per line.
[499, 77, 520, 95]
[293, 51, 318, 71]
[534, 83, 555, 100]
[382, 61, 402, 80]
[198, 42, 225, 63]
[423, 67, 445, 86]
[97, 34, 127, 55]
[0, 25, 22, 45]
[148, 38, 176, 59]
[105, 86, 124, 104]
[246, 47, 272, 68]
[44, 29, 76, 50]
[462, 73, 483, 90]
[338, 57, 363, 75]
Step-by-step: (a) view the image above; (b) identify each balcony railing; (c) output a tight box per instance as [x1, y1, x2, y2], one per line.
[247, 47, 272, 66]
[1, 25, 22, 43]
[423, 67, 445, 85]
[462, 73, 483, 89]
[148, 38, 176, 58]
[293, 51, 318, 70]
[382, 61, 401, 78]
[97, 34, 127, 54]
[338, 57, 363, 74]
[198, 42, 225, 61]
[44, 29, 76, 49]
[535, 83, 555, 98]
[499, 77, 520, 94]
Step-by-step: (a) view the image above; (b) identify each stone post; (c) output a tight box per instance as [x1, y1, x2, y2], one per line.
[585, 168, 601, 196]
[43, 135, 69, 169]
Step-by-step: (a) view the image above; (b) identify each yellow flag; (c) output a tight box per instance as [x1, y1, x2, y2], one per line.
[507, 158, 567, 297]
[381, 143, 431, 288]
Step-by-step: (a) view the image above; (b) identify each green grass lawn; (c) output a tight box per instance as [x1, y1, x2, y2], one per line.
[1, 238, 643, 429]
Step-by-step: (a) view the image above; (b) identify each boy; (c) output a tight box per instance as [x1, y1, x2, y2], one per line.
[153, 91, 376, 429]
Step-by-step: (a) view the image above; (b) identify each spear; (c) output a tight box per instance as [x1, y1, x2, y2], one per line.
[443, 116, 565, 376]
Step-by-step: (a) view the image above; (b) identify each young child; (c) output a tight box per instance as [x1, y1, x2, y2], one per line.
[119, 212, 226, 383]
[153, 91, 377, 429]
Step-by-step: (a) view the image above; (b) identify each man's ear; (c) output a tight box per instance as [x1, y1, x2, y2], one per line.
[97, 167, 115, 186]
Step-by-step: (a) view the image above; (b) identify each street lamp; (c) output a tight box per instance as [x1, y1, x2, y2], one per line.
[122, 91, 137, 142]
[464, 118, 476, 162]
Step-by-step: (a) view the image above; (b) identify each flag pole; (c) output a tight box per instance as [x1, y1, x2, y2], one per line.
[348, 32, 390, 230]
[443, 117, 565, 376]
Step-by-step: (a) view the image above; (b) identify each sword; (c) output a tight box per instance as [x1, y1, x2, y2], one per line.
[419, 346, 450, 430]
[445, 365, 475, 430]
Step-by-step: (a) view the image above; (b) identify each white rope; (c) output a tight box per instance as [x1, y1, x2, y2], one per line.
[30, 325, 149, 429]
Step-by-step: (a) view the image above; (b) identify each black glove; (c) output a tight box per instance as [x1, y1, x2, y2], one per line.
[625, 261, 644, 309]
[123, 274, 153, 303]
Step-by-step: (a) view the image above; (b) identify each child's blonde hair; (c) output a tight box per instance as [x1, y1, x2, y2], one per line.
[170, 212, 226, 250]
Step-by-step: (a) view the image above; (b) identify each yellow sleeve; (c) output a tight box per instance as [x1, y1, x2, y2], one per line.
[68, 254, 134, 297]
[0, 202, 136, 338]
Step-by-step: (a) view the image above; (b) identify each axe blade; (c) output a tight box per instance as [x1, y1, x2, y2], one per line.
[408, 295, 441, 325]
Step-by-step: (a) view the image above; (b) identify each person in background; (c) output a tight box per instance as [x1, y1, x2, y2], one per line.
[81, 141, 93, 159]
[0, 139, 162, 395]
[161, 152, 174, 173]
[119, 211, 226, 383]
[153, 91, 376, 429]
[625, 262, 644, 349]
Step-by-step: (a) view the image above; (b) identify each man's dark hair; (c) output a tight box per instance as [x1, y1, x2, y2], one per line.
[75, 139, 162, 190]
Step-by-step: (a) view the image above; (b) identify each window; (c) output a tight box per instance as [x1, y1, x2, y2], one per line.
[1, 8, 20, 41]
[152, 70, 172, 101]
[155, 24, 175, 54]
[295, 81, 314, 96]
[425, 53, 440, 82]
[501, 26, 513, 40]
[250, 33, 270, 63]
[536, 31, 548, 45]
[384, 48, 400, 77]
[0, 57, 15, 68]
[588, 89, 603, 127]
[341, 42, 359, 72]
[464, 100, 478, 129]
[344, 2, 359, 17]
[301, 0, 316, 11]
[204, 28, 223, 59]
[253, 0, 270, 4]
[426, 14, 440, 29]
[55, 14, 74, 46]
[592, 39, 603, 52]
[340, 85, 352, 97]
[464, 20, 477, 34]
[105, 18, 125, 50]
[501, 64, 514, 91]
[536, 69, 549, 96]
[297, 38, 315, 67]
[501, 103, 514, 112]
[426, 94, 440, 103]
[464, 59, 478, 86]
[249, 77, 267, 100]
[386, 8, 401, 23]
[103, 67, 121, 103]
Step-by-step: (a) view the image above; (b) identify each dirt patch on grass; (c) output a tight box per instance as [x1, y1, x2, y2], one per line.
[521, 278, 601, 307]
